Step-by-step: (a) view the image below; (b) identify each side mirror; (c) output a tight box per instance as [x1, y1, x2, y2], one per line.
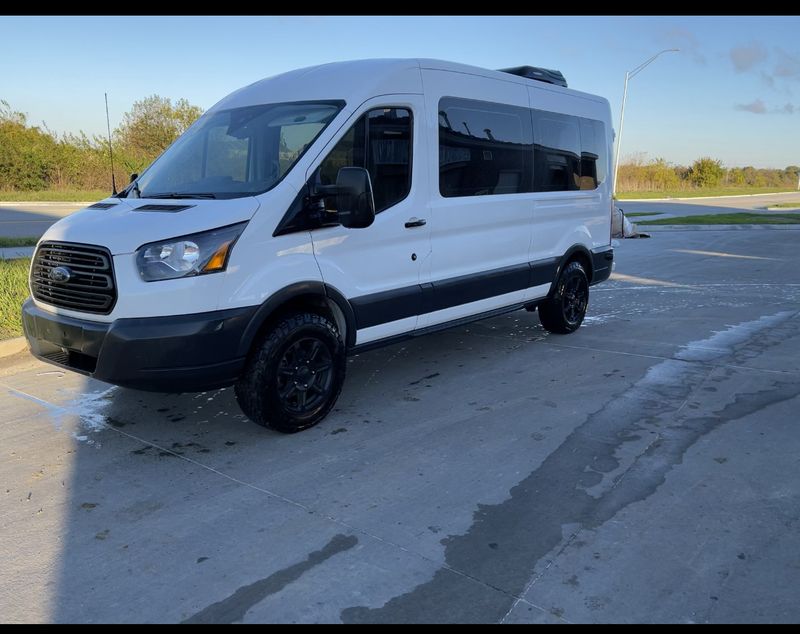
[129, 173, 138, 183]
[336, 167, 375, 229]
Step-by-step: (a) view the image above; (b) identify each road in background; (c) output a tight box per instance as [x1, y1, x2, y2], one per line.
[1, 228, 799, 623]
[0, 203, 86, 239]
[618, 191, 800, 220]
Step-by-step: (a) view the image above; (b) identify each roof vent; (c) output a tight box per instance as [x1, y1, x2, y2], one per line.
[498, 66, 567, 88]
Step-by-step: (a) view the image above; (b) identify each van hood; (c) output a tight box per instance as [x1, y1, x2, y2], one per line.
[40, 197, 261, 255]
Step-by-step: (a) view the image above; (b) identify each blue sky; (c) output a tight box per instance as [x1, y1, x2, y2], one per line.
[2, 15, 799, 169]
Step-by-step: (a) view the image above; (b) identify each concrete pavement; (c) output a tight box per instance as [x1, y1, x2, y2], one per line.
[1, 229, 799, 623]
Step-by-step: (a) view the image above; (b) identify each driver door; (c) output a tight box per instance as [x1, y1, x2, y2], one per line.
[307, 96, 431, 346]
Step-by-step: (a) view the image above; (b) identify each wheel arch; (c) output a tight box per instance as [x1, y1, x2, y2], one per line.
[548, 245, 594, 297]
[237, 281, 357, 358]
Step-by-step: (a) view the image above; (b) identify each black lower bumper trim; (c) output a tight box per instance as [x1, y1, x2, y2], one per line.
[591, 247, 614, 286]
[22, 299, 257, 392]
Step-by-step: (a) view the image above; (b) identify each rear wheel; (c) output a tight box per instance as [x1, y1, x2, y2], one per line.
[234, 312, 346, 433]
[538, 261, 589, 334]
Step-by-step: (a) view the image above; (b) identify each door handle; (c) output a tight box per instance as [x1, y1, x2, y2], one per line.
[404, 217, 427, 228]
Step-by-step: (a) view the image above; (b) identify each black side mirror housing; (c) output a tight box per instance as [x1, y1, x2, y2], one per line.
[335, 167, 375, 229]
[129, 172, 138, 183]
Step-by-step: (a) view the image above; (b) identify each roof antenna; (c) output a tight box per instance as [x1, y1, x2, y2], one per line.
[104, 92, 118, 196]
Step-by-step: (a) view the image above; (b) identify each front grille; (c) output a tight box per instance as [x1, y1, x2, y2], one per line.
[31, 241, 117, 314]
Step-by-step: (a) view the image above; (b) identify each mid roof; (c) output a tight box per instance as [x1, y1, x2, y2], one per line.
[212, 58, 606, 113]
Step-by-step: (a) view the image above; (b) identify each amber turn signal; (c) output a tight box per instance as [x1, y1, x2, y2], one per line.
[202, 240, 233, 272]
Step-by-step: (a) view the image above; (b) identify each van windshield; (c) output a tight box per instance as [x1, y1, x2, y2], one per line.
[134, 101, 343, 200]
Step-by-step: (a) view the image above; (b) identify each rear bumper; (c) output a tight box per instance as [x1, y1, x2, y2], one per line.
[22, 299, 257, 392]
[591, 247, 614, 285]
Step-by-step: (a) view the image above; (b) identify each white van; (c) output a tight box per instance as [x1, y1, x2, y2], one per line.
[22, 59, 614, 433]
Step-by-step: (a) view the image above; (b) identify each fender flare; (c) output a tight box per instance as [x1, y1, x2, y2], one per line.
[237, 281, 357, 357]
[323, 283, 357, 349]
[548, 245, 594, 296]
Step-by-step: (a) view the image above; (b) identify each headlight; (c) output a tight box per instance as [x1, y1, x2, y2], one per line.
[136, 222, 247, 282]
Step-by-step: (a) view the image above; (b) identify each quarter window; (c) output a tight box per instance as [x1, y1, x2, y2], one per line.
[533, 110, 582, 192]
[579, 119, 607, 190]
[533, 110, 607, 192]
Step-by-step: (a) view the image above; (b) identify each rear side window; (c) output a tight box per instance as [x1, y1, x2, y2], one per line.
[533, 110, 607, 192]
[579, 119, 607, 190]
[318, 107, 412, 213]
[438, 97, 533, 197]
[532, 110, 581, 192]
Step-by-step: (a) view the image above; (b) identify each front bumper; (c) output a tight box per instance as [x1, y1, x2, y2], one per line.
[22, 299, 257, 392]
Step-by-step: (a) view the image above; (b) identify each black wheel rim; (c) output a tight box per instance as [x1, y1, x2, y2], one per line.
[276, 337, 334, 414]
[562, 276, 588, 325]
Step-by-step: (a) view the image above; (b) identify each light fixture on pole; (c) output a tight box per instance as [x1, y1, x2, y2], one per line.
[612, 49, 679, 197]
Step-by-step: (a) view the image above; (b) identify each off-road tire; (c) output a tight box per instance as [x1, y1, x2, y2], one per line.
[538, 261, 589, 334]
[234, 312, 346, 433]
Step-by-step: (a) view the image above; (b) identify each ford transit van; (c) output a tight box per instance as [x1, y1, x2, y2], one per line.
[22, 58, 614, 433]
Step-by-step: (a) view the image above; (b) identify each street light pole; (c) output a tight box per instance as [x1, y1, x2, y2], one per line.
[612, 48, 679, 197]
[613, 72, 631, 198]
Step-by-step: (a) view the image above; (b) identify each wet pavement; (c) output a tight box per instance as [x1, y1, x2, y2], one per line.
[1, 228, 799, 623]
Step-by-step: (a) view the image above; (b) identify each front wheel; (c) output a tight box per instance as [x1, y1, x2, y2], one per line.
[234, 312, 346, 433]
[538, 261, 589, 334]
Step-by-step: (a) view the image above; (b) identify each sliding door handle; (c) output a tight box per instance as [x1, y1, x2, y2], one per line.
[404, 217, 427, 228]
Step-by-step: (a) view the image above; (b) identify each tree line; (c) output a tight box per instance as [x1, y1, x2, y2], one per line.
[1, 97, 798, 193]
[0, 96, 202, 192]
[617, 154, 799, 192]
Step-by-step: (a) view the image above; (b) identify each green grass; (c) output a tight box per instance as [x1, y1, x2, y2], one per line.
[640, 213, 800, 226]
[624, 212, 664, 217]
[766, 202, 800, 209]
[0, 236, 38, 248]
[0, 189, 108, 202]
[0, 258, 30, 340]
[616, 187, 797, 200]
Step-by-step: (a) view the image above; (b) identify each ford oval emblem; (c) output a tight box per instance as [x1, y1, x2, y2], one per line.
[50, 266, 72, 283]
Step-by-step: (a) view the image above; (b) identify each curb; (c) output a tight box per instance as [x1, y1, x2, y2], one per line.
[641, 224, 800, 232]
[0, 337, 27, 359]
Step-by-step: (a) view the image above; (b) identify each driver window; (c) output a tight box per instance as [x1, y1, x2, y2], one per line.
[317, 107, 412, 213]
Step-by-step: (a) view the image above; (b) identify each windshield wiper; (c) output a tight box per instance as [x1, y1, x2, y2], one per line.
[146, 192, 218, 199]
